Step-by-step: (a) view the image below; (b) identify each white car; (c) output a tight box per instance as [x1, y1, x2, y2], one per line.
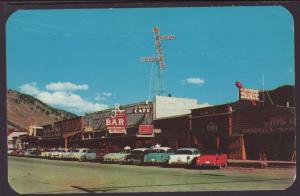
[51, 148, 68, 159]
[41, 148, 56, 159]
[62, 149, 75, 160]
[69, 148, 90, 161]
[168, 148, 201, 166]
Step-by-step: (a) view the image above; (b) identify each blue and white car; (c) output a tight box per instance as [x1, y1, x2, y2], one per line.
[144, 147, 174, 165]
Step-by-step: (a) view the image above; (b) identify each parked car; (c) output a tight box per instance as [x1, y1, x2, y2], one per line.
[122, 148, 150, 165]
[143, 147, 174, 165]
[168, 148, 201, 166]
[195, 150, 228, 169]
[70, 148, 90, 161]
[24, 148, 40, 157]
[81, 149, 98, 161]
[103, 149, 131, 163]
[9, 149, 23, 156]
[50, 148, 68, 159]
[41, 148, 56, 159]
[61, 149, 75, 160]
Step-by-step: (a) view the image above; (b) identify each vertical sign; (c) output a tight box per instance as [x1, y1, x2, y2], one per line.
[105, 104, 127, 134]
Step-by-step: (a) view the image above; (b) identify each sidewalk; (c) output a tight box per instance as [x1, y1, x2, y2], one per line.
[228, 159, 296, 168]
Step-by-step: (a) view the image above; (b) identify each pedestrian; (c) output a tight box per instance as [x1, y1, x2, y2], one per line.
[154, 143, 161, 148]
[259, 151, 267, 169]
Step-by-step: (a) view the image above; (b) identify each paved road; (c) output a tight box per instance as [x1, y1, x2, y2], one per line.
[8, 156, 295, 194]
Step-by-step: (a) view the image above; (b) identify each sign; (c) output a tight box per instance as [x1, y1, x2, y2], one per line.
[139, 125, 154, 135]
[84, 126, 94, 132]
[154, 129, 162, 133]
[160, 35, 176, 40]
[133, 104, 151, 113]
[240, 88, 260, 101]
[140, 57, 159, 62]
[106, 104, 127, 134]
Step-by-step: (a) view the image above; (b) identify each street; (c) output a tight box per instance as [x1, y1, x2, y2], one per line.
[8, 156, 295, 194]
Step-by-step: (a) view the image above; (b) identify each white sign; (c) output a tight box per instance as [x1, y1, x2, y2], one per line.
[240, 88, 260, 101]
[108, 128, 127, 134]
[154, 96, 199, 119]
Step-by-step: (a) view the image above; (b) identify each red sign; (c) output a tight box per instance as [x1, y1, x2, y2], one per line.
[139, 125, 154, 135]
[106, 111, 127, 134]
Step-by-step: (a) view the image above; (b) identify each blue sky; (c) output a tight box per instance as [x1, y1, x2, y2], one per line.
[6, 6, 294, 115]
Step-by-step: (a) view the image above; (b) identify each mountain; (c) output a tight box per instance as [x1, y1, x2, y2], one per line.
[260, 85, 295, 107]
[7, 89, 77, 132]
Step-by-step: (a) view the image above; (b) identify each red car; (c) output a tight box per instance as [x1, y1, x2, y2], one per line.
[195, 151, 228, 169]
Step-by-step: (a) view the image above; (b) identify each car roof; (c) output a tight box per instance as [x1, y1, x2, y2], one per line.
[152, 147, 172, 151]
[177, 148, 199, 151]
[132, 148, 150, 151]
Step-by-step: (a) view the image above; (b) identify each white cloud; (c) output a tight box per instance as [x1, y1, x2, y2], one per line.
[19, 82, 108, 114]
[102, 92, 112, 97]
[46, 82, 88, 91]
[19, 82, 40, 95]
[185, 78, 205, 85]
[95, 92, 113, 101]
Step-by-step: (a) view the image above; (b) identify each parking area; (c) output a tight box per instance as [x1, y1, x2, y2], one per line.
[8, 156, 296, 194]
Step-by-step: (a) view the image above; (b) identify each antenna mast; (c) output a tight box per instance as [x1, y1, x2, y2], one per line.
[140, 26, 175, 100]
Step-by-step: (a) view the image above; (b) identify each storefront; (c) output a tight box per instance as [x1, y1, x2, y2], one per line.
[40, 117, 83, 149]
[232, 105, 295, 161]
[68, 101, 155, 149]
[153, 115, 190, 149]
[191, 104, 233, 153]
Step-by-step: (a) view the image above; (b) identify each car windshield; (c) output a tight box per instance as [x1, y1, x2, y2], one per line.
[132, 150, 145, 154]
[150, 149, 166, 153]
[73, 150, 80, 152]
[176, 150, 193, 155]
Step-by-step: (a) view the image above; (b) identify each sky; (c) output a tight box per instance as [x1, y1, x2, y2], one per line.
[6, 6, 295, 115]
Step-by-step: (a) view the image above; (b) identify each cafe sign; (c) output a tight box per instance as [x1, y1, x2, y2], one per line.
[106, 104, 127, 134]
[133, 104, 151, 114]
[240, 88, 260, 101]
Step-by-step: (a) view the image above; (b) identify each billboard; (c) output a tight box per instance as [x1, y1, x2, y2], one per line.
[154, 96, 200, 119]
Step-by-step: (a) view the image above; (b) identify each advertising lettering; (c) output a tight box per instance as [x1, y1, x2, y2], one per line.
[240, 88, 260, 101]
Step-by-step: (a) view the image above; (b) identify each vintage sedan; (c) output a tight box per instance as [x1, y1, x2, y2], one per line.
[103, 149, 131, 163]
[81, 149, 98, 162]
[70, 148, 90, 161]
[50, 148, 68, 159]
[41, 148, 56, 159]
[195, 151, 228, 169]
[143, 147, 174, 165]
[122, 148, 150, 165]
[24, 148, 40, 157]
[61, 149, 75, 160]
[168, 148, 201, 166]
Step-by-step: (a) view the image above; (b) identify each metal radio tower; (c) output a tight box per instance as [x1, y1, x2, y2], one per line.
[140, 26, 175, 100]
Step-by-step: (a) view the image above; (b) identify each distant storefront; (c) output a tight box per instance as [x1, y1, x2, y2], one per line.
[41, 117, 83, 149]
[68, 101, 156, 149]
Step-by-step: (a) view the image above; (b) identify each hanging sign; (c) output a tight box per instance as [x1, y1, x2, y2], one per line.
[139, 125, 154, 135]
[106, 104, 127, 134]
